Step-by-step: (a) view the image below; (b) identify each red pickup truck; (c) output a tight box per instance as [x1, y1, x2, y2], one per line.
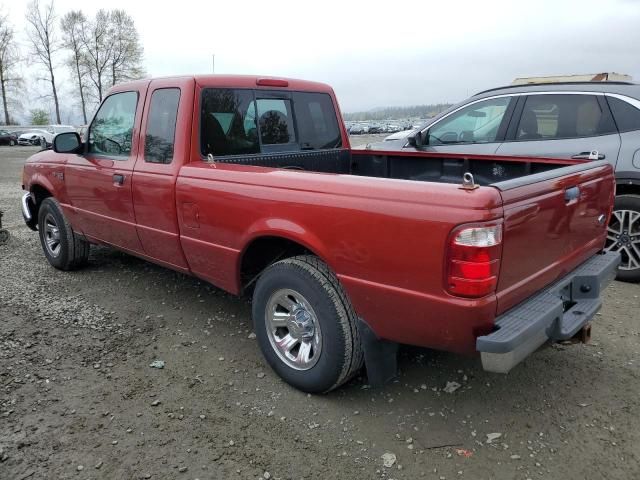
[21, 75, 620, 393]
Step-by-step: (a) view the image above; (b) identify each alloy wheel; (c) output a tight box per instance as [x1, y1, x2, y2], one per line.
[605, 209, 640, 271]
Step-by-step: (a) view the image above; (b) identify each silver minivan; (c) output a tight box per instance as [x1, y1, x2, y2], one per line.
[373, 82, 640, 281]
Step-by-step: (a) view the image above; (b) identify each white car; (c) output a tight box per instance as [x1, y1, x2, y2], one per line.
[383, 129, 415, 141]
[18, 125, 76, 147]
[18, 129, 51, 146]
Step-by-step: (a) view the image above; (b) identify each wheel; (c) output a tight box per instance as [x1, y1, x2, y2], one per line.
[252, 255, 363, 393]
[37, 197, 90, 270]
[0, 229, 8, 244]
[9, 139, 15, 146]
[605, 194, 640, 282]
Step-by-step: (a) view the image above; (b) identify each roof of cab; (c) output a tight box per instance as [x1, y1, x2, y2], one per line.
[109, 75, 334, 94]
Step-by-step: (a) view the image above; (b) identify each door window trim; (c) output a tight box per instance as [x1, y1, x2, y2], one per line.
[86, 90, 140, 161]
[604, 93, 640, 110]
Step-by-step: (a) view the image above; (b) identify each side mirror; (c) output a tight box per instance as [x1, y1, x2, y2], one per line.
[408, 130, 425, 148]
[53, 132, 82, 154]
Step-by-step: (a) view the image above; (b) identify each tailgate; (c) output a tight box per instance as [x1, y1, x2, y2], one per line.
[494, 161, 615, 315]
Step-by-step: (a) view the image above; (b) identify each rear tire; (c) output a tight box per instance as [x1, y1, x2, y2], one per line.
[606, 194, 640, 282]
[38, 197, 90, 270]
[252, 255, 363, 393]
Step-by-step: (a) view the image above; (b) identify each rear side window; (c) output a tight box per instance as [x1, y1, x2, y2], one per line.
[607, 96, 640, 133]
[516, 94, 616, 141]
[293, 92, 342, 149]
[256, 98, 296, 145]
[145, 88, 180, 164]
[201, 89, 259, 156]
[89, 91, 138, 158]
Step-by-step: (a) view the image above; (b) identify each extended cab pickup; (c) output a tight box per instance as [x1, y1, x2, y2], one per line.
[21, 75, 620, 392]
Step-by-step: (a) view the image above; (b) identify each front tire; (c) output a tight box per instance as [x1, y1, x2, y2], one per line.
[605, 194, 640, 282]
[38, 197, 90, 270]
[252, 255, 363, 393]
[9, 139, 16, 146]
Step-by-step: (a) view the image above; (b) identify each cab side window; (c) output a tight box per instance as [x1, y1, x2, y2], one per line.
[516, 94, 616, 141]
[427, 97, 511, 145]
[145, 88, 181, 164]
[88, 91, 138, 158]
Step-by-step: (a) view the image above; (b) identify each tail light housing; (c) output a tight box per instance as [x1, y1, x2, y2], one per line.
[446, 223, 503, 298]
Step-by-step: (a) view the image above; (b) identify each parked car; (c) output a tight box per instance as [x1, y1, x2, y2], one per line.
[18, 129, 49, 146]
[371, 81, 640, 281]
[21, 75, 618, 393]
[0, 129, 18, 146]
[18, 125, 76, 147]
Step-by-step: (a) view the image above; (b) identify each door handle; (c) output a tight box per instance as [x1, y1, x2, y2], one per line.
[565, 186, 580, 203]
[113, 174, 125, 185]
[571, 150, 605, 160]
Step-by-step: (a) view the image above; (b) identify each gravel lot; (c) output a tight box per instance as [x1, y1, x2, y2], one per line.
[1, 143, 639, 480]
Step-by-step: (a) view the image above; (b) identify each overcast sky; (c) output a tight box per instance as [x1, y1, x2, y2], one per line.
[5, 0, 640, 118]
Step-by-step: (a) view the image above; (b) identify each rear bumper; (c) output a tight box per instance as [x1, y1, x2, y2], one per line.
[477, 251, 620, 373]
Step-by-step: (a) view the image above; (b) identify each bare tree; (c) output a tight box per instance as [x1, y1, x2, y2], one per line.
[25, 0, 61, 124]
[80, 9, 112, 103]
[108, 10, 144, 88]
[0, 11, 22, 125]
[61, 10, 88, 124]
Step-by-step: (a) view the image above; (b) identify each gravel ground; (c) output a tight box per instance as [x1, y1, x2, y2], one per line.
[1, 144, 639, 480]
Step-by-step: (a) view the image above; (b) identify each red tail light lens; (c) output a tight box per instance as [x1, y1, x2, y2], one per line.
[446, 224, 502, 298]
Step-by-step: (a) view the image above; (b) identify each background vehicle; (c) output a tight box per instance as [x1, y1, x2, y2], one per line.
[18, 129, 49, 146]
[373, 81, 640, 281]
[0, 129, 18, 146]
[18, 125, 76, 147]
[21, 75, 618, 393]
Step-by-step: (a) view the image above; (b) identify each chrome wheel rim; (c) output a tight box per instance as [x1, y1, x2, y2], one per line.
[43, 213, 61, 257]
[605, 209, 640, 271]
[265, 288, 322, 370]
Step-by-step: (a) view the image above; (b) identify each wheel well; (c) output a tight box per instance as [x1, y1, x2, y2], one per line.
[616, 183, 640, 196]
[240, 236, 313, 293]
[30, 184, 53, 220]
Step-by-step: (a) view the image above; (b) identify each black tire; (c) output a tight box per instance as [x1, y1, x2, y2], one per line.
[252, 255, 363, 393]
[37, 197, 90, 270]
[607, 194, 640, 282]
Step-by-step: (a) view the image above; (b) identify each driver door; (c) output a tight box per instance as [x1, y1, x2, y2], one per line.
[415, 95, 517, 155]
[65, 88, 146, 254]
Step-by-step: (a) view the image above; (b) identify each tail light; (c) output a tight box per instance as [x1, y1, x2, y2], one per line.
[446, 223, 503, 298]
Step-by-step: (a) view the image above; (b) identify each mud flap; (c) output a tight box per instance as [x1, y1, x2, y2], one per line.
[357, 318, 398, 387]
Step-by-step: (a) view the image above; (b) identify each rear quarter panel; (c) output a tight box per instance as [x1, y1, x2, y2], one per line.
[176, 164, 504, 353]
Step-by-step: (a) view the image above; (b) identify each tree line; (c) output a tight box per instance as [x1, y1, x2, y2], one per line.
[0, 0, 144, 126]
[343, 103, 453, 122]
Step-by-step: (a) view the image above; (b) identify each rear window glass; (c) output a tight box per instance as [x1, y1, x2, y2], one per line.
[517, 94, 616, 141]
[256, 98, 296, 145]
[200, 89, 259, 157]
[200, 89, 342, 157]
[293, 92, 342, 149]
[145, 88, 180, 164]
[607, 96, 640, 133]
